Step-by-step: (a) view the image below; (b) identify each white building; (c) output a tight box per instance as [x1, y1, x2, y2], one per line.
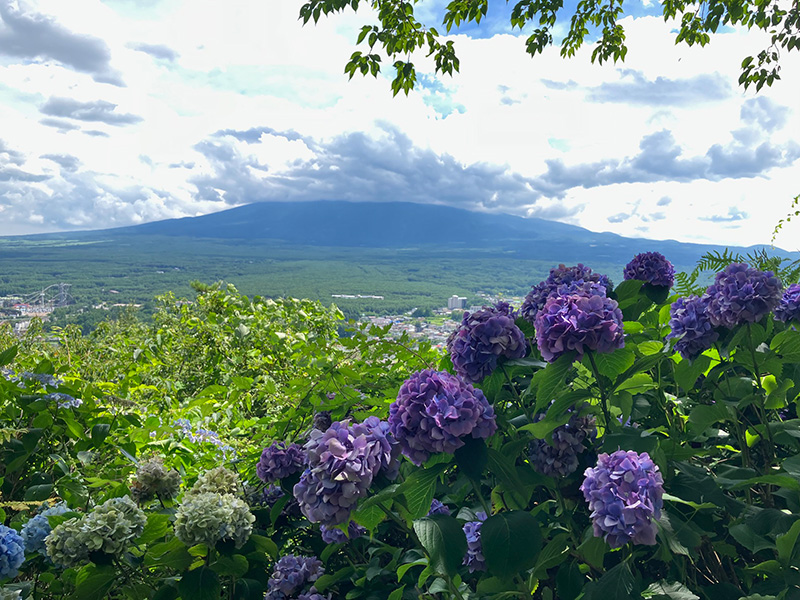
[447, 295, 467, 310]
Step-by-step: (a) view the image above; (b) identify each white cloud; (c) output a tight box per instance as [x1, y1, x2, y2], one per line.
[0, 0, 798, 248]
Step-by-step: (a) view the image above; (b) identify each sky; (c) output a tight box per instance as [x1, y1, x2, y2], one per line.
[0, 0, 798, 248]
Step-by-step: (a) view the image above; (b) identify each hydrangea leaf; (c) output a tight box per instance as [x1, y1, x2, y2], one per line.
[412, 515, 467, 577]
[178, 565, 221, 600]
[399, 463, 447, 519]
[531, 352, 575, 412]
[454, 436, 488, 480]
[70, 564, 116, 600]
[592, 561, 635, 600]
[481, 511, 542, 580]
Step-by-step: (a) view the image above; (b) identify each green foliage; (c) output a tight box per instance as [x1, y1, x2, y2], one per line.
[298, 0, 799, 93]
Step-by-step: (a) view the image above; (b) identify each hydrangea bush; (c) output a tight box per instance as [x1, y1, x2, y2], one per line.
[1, 256, 799, 600]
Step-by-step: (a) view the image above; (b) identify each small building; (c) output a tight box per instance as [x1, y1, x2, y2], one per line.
[447, 295, 467, 310]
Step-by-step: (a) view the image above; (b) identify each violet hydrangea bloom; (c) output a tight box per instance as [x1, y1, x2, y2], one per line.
[705, 263, 782, 328]
[529, 412, 597, 477]
[666, 295, 719, 361]
[623, 252, 675, 287]
[266, 554, 324, 600]
[774, 283, 800, 324]
[580, 450, 664, 549]
[462, 511, 488, 573]
[521, 264, 612, 324]
[293, 418, 400, 527]
[428, 499, 451, 516]
[535, 294, 624, 363]
[389, 369, 497, 466]
[320, 521, 366, 544]
[448, 302, 527, 383]
[257, 442, 308, 483]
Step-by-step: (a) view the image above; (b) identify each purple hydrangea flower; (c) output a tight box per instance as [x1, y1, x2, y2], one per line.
[389, 370, 497, 466]
[313, 411, 333, 432]
[298, 594, 328, 600]
[462, 511, 488, 572]
[293, 418, 400, 527]
[262, 484, 285, 506]
[705, 263, 782, 328]
[447, 302, 527, 383]
[428, 499, 451, 516]
[521, 264, 612, 324]
[320, 521, 366, 544]
[257, 442, 308, 483]
[580, 450, 664, 549]
[774, 283, 800, 324]
[623, 252, 675, 287]
[266, 554, 324, 600]
[530, 412, 597, 477]
[666, 295, 719, 361]
[535, 294, 625, 363]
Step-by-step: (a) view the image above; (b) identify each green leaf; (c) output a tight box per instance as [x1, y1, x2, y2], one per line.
[532, 352, 575, 411]
[232, 578, 265, 600]
[388, 586, 405, 600]
[178, 566, 221, 600]
[0, 345, 18, 367]
[351, 502, 386, 530]
[24, 483, 54, 501]
[487, 448, 531, 509]
[576, 535, 607, 570]
[211, 554, 248, 578]
[591, 347, 635, 379]
[776, 519, 800, 566]
[687, 403, 730, 430]
[674, 355, 711, 391]
[412, 515, 467, 577]
[137, 513, 171, 545]
[397, 559, 427, 582]
[454, 436, 488, 480]
[91, 423, 111, 446]
[144, 538, 194, 571]
[248, 534, 278, 559]
[642, 580, 700, 599]
[70, 564, 116, 600]
[481, 511, 542, 580]
[593, 561, 635, 600]
[400, 463, 447, 519]
[532, 532, 570, 578]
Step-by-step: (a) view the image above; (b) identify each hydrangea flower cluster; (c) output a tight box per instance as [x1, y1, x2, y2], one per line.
[265, 554, 324, 600]
[257, 442, 308, 483]
[704, 263, 782, 328]
[520, 264, 611, 324]
[428, 499, 451, 516]
[389, 369, 497, 466]
[46, 497, 146, 567]
[580, 450, 664, 549]
[535, 294, 625, 362]
[462, 512, 488, 573]
[447, 302, 527, 383]
[529, 412, 597, 477]
[20, 372, 63, 388]
[293, 417, 400, 527]
[313, 411, 332, 432]
[173, 419, 235, 460]
[44, 393, 82, 409]
[623, 252, 675, 287]
[0, 525, 25, 579]
[262, 484, 286, 507]
[186, 466, 240, 497]
[174, 492, 255, 549]
[20, 502, 70, 556]
[774, 283, 800, 324]
[130, 457, 182, 503]
[667, 295, 719, 361]
[320, 521, 366, 544]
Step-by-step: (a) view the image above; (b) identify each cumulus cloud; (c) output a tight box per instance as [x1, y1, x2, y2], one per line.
[0, 1, 124, 85]
[41, 153, 81, 172]
[40, 97, 143, 126]
[128, 41, 179, 61]
[740, 97, 790, 132]
[585, 70, 731, 106]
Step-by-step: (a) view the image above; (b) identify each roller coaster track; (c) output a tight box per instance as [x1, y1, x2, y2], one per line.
[20, 283, 74, 308]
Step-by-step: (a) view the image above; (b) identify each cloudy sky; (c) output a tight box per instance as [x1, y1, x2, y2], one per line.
[0, 0, 798, 247]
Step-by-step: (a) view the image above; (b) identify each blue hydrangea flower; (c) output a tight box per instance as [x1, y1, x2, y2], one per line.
[389, 369, 497, 466]
[320, 521, 366, 544]
[293, 418, 400, 527]
[535, 294, 624, 362]
[666, 295, 719, 361]
[448, 302, 527, 383]
[774, 283, 800, 324]
[0, 524, 25, 579]
[580, 450, 664, 549]
[623, 252, 675, 287]
[462, 511, 488, 573]
[20, 502, 70, 556]
[428, 499, 451, 516]
[521, 264, 611, 324]
[705, 263, 782, 328]
[257, 442, 307, 483]
[529, 413, 596, 477]
[44, 393, 82, 409]
[266, 555, 324, 600]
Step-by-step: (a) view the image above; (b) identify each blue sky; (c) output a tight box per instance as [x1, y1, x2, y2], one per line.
[0, 0, 798, 248]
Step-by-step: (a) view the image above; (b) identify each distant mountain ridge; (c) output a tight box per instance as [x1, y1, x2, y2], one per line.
[81, 200, 790, 267]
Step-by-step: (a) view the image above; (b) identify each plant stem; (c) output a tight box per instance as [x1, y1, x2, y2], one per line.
[468, 475, 491, 516]
[501, 365, 530, 420]
[745, 323, 776, 463]
[587, 352, 612, 430]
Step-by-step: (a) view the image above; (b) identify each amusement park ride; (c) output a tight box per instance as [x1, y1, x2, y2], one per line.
[0, 283, 74, 318]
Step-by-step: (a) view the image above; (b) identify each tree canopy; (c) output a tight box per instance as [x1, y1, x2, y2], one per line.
[299, 0, 800, 94]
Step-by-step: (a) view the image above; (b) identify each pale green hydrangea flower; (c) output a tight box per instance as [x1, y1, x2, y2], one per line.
[174, 492, 254, 549]
[187, 466, 240, 497]
[131, 457, 182, 503]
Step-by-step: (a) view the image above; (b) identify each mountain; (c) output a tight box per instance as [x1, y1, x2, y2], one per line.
[61, 200, 792, 266]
